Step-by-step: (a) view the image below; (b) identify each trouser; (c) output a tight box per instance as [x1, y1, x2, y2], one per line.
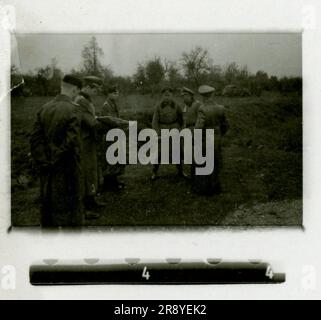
[192, 149, 222, 195]
[97, 134, 126, 190]
[152, 133, 183, 175]
[192, 133, 222, 195]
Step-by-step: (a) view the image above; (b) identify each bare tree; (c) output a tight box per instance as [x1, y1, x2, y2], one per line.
[164, 59, 182, 87]
[236, 65, 250, 87]
[145, 57, 165, 95]
[224, 62, 239, 84]
[133, 63, 147, 91]
[36, 66, 51, 96]
[81, 36, 104, 76]
[180, 47, 212, 87]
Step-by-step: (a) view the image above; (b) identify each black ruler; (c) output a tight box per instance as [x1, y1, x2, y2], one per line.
[30, 259, 285, 285]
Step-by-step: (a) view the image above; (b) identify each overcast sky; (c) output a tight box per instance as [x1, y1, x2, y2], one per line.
[12, 33, 302, 77]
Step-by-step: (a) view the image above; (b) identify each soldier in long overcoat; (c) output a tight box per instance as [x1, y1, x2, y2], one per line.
[30, 75, 83, 227]
[193, 85, 229, 195]
[74, 76, 106, 216]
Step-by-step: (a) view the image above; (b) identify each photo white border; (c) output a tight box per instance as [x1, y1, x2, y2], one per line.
[1, 0, 320, 299]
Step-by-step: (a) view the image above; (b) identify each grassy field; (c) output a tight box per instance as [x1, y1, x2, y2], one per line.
[11, 92, 302, 226]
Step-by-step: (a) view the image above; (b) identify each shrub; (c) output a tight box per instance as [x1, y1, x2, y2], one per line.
[262, 152, 302, 200]
[277, 118, 302, 153]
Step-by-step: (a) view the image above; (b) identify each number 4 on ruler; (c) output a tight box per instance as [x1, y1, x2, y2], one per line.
[265, 265, 274, 279]
[142, 266, 150, 280]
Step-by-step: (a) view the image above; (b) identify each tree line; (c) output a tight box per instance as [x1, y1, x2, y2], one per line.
[11, 36, 302, 97]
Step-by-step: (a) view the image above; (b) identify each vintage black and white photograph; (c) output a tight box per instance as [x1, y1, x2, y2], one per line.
[10, 33, 302, 227]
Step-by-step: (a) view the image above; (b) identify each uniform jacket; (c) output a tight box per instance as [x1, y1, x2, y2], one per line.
[30, 94, 81, 168]
[152, 99, 183, 134]
[98, 97, 128, 129]
[101, 98, 120, 118]
[99, 97, 125, 177]
[193, 100, 228, 194]
[182, 99, 201, 129]
[75, 92, 96, 140]
[195, 100, 229, 136]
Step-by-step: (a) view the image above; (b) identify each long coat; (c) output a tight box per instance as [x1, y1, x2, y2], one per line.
[74, 92, 98, 198]
[193, 100, 229, 194]
[99, 98, 126, 177]
[30, 94, 82, 226]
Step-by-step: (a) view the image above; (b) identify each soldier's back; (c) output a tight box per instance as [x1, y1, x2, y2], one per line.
[197, 101, 227, 134]
[33, 94, 83, 226]
[40, 95, 76, 140]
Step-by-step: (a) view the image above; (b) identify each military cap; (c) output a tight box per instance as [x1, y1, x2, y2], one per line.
[198, 85, 215, 95]
[62, 74, 82, 89]
[181, 87, 194, 96]
[83, 76, 103, 87]
[161, 86, 173, 93]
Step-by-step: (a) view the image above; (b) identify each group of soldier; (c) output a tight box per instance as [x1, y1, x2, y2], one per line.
[30, 74, 229, 227]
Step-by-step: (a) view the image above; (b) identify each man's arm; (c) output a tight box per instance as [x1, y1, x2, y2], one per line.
[194, 107, 206, 129]
[74, 96, 97, 128]
[96, 115, 129, 130]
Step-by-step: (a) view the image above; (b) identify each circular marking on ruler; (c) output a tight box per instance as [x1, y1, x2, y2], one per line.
[43, 259, 58, 265]
[125, 258, 140, 265]
[166, 258, 181, 264]
[248, 259, 262, 264]
[207, 259, 222, 265]
[84, 259, 99, 265]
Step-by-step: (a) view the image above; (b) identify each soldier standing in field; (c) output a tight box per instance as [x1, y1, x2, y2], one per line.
[74, 76, 106, 218]
[181, 87, 201, 129]
[193, 85, 229, 195]
[30, 75, 83, 227]
[180, 87, 202, 179]
[151, 86, 184, 180]
[99, 85, 126, 191]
